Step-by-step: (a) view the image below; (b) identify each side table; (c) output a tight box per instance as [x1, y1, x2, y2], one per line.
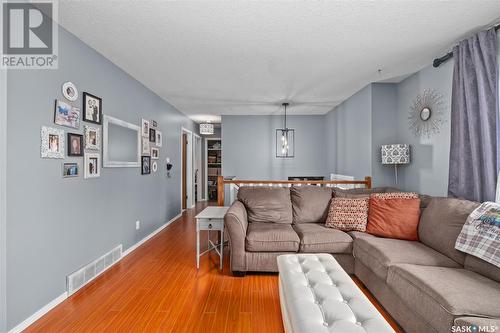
[195, 206, 229, 269]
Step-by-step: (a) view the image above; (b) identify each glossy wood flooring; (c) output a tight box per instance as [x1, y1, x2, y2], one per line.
[26, 202, 402, 333]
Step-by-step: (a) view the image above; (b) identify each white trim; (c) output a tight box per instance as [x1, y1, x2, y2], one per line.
[7, 292, 68, 333]
[103, 115, 141, 168]
[7, 212, 182, 333]
[180, 127, 194, 209]
[122, 212, 182, 257]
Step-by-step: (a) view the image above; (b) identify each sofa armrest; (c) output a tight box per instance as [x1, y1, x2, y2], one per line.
[225, 200, 248, 273]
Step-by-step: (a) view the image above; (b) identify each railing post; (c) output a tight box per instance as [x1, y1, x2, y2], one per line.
[365, 176, 372, 189]
[217, 175, 224, 206]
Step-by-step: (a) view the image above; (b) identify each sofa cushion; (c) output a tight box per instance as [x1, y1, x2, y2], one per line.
[418, 197, 479, 265]
[325, 197, 369, 231]
[333, 187, 391, 198]
[464, 254, 500, 283]
[353, 237, 461, 280]
[237, 187, 293, 224]
[246, 222, 299, 252]
[293, 223, 353, 253]
[347, 231, 377, 240]
[366, 197, 421, 240]
[290, 186, 332, 223]
[387, 264, 500, 333]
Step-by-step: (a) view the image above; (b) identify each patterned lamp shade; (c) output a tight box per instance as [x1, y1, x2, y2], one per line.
[381, 144, 410, 165]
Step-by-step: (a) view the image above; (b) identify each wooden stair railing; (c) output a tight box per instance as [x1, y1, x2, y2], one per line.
[217, 176, 372, 206]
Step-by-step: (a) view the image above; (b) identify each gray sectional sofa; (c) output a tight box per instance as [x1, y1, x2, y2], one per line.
[224, 186, 500, 333]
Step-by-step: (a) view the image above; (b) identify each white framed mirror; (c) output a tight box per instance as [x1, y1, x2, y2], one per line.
[103, 115, 141, 167]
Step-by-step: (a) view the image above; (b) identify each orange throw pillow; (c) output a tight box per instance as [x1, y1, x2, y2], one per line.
[367, 197, 421, 240]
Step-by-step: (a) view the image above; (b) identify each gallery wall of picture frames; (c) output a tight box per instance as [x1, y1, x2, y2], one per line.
[41, 81, 164, 179]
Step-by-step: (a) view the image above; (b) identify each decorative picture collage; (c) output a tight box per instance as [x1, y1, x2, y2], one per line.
[42, 81, 103, 179]
[42, 81, 163, 178]
[141, 119, 162, 175]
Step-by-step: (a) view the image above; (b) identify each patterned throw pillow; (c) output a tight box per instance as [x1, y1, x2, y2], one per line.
[325, 197, 370, 232]
[371, 192, 419, 199]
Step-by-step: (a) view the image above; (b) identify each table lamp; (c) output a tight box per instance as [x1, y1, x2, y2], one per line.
[381, 144, 410, 184]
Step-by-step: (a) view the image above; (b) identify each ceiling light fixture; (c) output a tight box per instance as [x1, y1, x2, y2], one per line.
[276, 102, 294, 158]
[200, 123, 214, 135]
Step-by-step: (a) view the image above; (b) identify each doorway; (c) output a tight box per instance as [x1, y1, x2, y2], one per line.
[181, 127, 195, 210]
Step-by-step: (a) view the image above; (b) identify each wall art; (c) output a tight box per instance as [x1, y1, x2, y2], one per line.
[54, 100, 80, 129]
[62, 162, 79, 178]
[84, 125, 100, 150]
[408, 89, 446, 138]
[155, 130, 162, 147]
[151, 147, 159, 159]
[141, 119, 150, 137]
[152, 120, 157, 127]
[151, 160, 158, 173]
[141, 156, 151, 175]
[83, 92, 102, 124]
[41, 126, 64, 159]
[149, 128, 156, 143]
[67, 133, 84, 156]
[84, 152, 101, 179]
[142, 137, 150, 154]
[62, 81, 78, 102]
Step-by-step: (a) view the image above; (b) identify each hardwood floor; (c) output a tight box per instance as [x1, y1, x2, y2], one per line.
[25, 202, 402, 333]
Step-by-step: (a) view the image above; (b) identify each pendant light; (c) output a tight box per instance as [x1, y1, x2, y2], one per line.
[276, 102, 295, 158]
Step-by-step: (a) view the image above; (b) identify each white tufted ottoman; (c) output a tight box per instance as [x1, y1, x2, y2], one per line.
[277, 254, 395, 333]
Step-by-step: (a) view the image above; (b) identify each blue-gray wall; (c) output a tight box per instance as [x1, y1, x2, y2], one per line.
[5, 26, 196, 330]
[222, 115, 327, 179]
[396, 62, 454, 195]
[324, 85, 372, 180]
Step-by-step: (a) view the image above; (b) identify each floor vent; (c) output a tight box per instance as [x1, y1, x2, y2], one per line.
[67, 244, 122, 296]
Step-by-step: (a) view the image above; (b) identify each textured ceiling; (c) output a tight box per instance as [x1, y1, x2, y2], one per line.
[58, 1, 500, 122]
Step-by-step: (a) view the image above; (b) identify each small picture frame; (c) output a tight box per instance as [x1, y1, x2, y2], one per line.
[83, 92, 102, 124]
[84, 125, 100, 150]
[152, 120, 157, 128]
[142, 137, 150, 154]
[41, 126, 64, 159]
[149, 128, 156, 143]
[84, 153, 101, 179]
[54, 100, 80, 129]
[151, 160, 158, 173]
[62, 81, 78, 102]
[155, 131, 162, 147]
[141, 119, 150, 137]
[62, 162, 79, 178]
[151, 147, 159, 159]
[67, 133, 84, 156]
[141, 156, 151, 175]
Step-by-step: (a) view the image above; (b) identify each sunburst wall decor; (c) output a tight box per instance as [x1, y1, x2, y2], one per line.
[408, 89, 446, 138]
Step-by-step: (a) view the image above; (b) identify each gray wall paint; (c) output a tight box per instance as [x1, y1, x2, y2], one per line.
[324, 85, 372, 180]
[5, 26, 196, 330]
[1, 69, 7, 332]
[222, 115, 327, 180]
[371, 83, 399, 187]
[396, 62, 454, 196]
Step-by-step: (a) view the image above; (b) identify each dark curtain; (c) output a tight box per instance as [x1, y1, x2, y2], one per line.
[448, 28, 498, 202]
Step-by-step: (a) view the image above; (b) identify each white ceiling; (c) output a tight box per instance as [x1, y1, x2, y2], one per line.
[58, 1, 500, 122]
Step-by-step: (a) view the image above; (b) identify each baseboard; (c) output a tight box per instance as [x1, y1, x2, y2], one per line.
[122, 212, 182, 257]
[7, 292, 67, 333]
[7, 212, 182, 333]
